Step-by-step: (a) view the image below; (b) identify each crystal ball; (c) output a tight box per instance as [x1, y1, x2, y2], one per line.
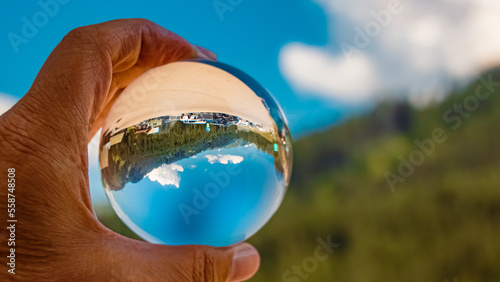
[99, 60, 292, 247]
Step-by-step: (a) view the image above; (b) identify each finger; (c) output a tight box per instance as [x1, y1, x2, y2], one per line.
[193, 45, 217, 61]
[88, 88, 125, 142]
[104, 235, 260, 282]
[104, 44, 215, 109]
[103, 44, 216, 111]
[17, 19, 198, 158]
[88, 45, 215, 142]
[3, 19, 205, 201]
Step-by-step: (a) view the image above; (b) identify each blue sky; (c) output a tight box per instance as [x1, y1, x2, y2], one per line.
[3, 1, 500, 133]
[2, 0, 500, 204]
[0, 0, 350, 136]
[0, 0, 336, 204]
[106, 144, 284, 246]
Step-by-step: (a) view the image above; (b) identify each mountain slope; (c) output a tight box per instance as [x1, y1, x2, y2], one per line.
[248, 69, 500, 281]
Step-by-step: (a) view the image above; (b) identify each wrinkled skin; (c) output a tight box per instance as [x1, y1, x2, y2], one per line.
[0, 19, 259, 281]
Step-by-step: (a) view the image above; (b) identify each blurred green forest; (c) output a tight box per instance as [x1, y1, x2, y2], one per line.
[97, 69, 500, 282]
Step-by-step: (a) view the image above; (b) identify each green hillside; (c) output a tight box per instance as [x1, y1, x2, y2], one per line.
[97, 69, 500, 281]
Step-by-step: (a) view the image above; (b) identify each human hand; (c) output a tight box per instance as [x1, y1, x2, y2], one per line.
[0, 19, 259, 281]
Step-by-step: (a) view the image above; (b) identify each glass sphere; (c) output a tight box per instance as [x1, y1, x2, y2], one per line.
[99, 60, 292, 247]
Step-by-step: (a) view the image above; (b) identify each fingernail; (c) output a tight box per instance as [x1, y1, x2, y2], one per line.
[227, 243, 260, 282]
[192, 45, 217, 61]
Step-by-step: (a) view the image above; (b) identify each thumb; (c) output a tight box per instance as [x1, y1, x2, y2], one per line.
[105, 235, 260, 282]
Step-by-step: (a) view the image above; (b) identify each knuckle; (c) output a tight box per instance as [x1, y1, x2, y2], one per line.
[131, 18, 155, 26]
[65, 25, 96, 42]
[66, 25, 88, 37]
[192, 248, 220, 282]
[63, 24, 110, 53]
[62, 26, 102, 55]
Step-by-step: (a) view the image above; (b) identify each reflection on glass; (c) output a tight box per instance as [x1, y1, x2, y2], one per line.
[99, 61, 292, 247]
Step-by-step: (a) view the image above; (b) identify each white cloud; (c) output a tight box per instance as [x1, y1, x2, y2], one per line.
[146, 163, 184, 188]
[205, 154, 244, 165]
[0, 93, 18, 115]
[280, 0, 500, 106]
[281, 44, 377, 103]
